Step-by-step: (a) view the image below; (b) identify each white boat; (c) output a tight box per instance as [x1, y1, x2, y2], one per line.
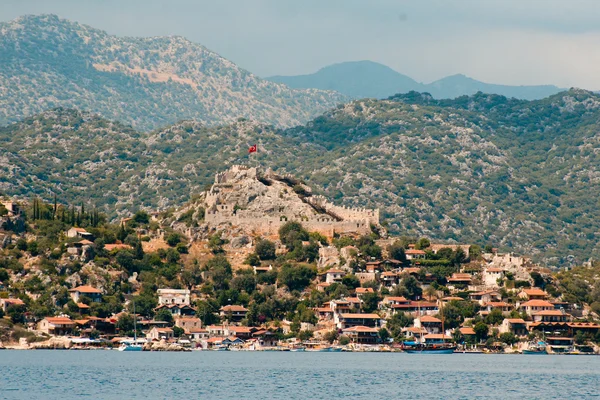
[118, 300, 144, 352]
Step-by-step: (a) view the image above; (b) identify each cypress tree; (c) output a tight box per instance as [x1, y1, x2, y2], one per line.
[53, 194, 57, 220]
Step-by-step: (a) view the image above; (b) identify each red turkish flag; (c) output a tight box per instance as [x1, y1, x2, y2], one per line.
[248, 144, 257, 154]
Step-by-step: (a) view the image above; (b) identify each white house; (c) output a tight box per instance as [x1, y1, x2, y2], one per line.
[66, 227, 94, 240]
[157, 288, 191, 306]
[146, 327, 174, 341]
[324, 268, 345, 284]
[483, 268, 504, 288]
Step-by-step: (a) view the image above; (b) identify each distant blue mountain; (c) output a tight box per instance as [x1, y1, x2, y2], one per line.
[266, 61, 564, 100]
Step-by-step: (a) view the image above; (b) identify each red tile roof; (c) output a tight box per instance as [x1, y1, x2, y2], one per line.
[520, 300, 554, 308]
[220, 305, 248, 312]
[68, 285, 102, 294]
[342, 325, 378, 333]
[340, 313, 380, 319]
[419, 315, 442, 323]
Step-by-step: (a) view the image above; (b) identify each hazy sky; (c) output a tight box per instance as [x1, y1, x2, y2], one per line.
[2, 0, 600, 89]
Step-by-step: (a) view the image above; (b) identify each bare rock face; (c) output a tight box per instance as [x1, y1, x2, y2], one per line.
[230, 235, 250, 248]
[318, 246, 340, 269]
[197, 165, 381, 239]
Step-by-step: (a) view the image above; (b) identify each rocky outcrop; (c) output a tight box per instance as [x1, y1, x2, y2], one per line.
[200, 165, 381, 238]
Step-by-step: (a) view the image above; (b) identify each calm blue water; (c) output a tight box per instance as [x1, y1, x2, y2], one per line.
[0, 351, 599, 399]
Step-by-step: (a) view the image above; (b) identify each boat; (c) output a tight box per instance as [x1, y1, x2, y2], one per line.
[212, 344, 229, 351]
[118, 300, 143, 351]
[522, 341, 547, 354]
[402, 342, 457, 354]
[290, 346, 306, 352]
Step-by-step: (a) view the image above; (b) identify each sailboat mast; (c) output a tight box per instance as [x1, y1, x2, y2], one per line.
[133, 300, 137, 342]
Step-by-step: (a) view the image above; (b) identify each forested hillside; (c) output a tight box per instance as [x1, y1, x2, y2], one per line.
[0, 14, 345, 130]
[2, 89, 600, 265]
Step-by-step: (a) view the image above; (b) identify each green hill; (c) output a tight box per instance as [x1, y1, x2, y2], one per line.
[3, 89, 600, 265]
[0, 14, 346, 130]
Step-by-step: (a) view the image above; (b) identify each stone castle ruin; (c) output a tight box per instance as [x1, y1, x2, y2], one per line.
[203, 165, 380, 237]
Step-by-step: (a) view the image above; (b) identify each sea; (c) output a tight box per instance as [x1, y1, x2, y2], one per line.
[0, 351, 599, 399]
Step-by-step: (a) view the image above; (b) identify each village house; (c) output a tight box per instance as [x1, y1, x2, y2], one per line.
[402, 326, 428, 342]
[1, 201, 22, 217]
[405, 249, 426, 260]
[518, 288, 548, 301]
[342, 326, 380, 344]
[519, 299, 554, 316]
[146, 327, 174, 341]
[336, 313, 381, 329]
[37, 316, 76, 335]
[459, 327, 476, 341]
[315, 306, 334, 320]
[316, 282, 331, 292]
[157, 288, 191, 306]
[483, 268, 504, 287]
[481, 301, 512, 315]
[355, 287, 375, 297]
[0, 298, 24, 312]
[447, 273, 472, 287]
[380, 271, 399, 287]
[499, 318, 528, 337]
[365, 261, 383, 273]
[323, 268, 345, 284]
[469, 290, 502, 305]
[68, 285, 102, 303]
[219, 305, 248, 322]
[66, 227, 94, 240]
[414, 315, 443, 334]
[329, 300, 352, 314]
[175, 316, 202, 332]
[531, 309, 572, 323]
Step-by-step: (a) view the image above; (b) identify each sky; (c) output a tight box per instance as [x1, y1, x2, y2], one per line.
[1, 0, 600, 89]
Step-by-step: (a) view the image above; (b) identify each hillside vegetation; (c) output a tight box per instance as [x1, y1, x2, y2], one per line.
[0, 14, 345, 130]
[2, 89, 600, 265]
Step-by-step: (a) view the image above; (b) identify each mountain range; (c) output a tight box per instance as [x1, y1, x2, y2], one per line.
[3, 89, 600, 266]
[266, 60, 565, 100]
[0, 14, 345, 130]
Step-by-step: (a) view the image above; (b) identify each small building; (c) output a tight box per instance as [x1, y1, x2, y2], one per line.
[518, 288, 548, 301]
[175, 316, 202, 332]
[519, 300, 554, 316]
[157, 288, 191, 306]
[68, 285, 102, 303]
[481, 301, 512, 315]
[37, 316, 76, 335]
[380, 271, 399, 287]
[342, 326, 380, 344]
[401, 326, 428, 341]
[531, 309, 571, 323]
[355, 287, 375, 297]
[405, 249, 426, 260]
[483, 268, 504, 287]
[66, 227, 94, 240]
[447, 273, 472, 286]
[219, 305, 248, 322]
[469, 290, 502, 305]
[146, 327, 174, 341]
[253, 265, 273, 275]
[336, 313, 381, 329]
[499, 318, 528, 337]
[323, 269, 345, 284]
[414, 315, 443, 334]
[0, 298, 24, 312]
